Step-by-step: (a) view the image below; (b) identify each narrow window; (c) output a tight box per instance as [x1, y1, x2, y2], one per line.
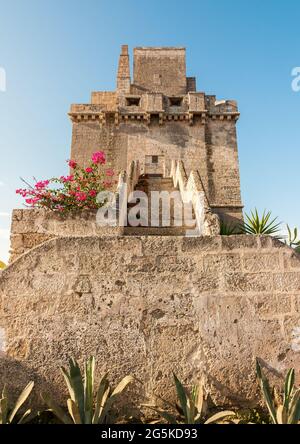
[126, 97, 140, 106]
[152, 155, 158, 164]
[169, 97, 182, 107]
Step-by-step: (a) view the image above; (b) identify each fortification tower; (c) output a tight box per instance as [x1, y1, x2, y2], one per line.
[69, 45, 243, 223]
[3, 44, 300, 414]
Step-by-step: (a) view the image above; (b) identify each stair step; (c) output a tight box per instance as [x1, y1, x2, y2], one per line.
[123, 226, 196, 236]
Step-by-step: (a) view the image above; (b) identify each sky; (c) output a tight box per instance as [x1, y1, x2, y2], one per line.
[0, 0, 300, 262]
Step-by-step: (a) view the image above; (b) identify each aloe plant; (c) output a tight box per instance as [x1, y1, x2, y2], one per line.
[220, 221, 241, 236]
[0, 381, 34, 424]
[286, 225, 300, 253]
[242, 209, 281, 236]
[145, 373, 235, 424]
[256, 359, 300, 424]
[42, 357, 133, 424]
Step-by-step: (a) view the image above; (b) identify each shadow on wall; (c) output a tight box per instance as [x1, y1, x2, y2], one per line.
[0, 353, 60, 410]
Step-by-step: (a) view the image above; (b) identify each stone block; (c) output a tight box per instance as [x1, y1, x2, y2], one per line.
[243, 253, 280, 272]
[273, 273, 300, 292]
[225, 272, 272, 293]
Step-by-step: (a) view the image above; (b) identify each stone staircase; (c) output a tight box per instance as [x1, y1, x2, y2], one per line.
[124, 174, 196, 236]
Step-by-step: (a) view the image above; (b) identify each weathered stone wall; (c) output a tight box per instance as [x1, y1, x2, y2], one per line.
[205, 119, 242, 214]
[133, 47, 187, 95]
[69, 45, 243, 222]
[9, 209, 122, 262]
[70, 118, 243, 221]
[70, 118, 129, 173]
[1, 234, 300, 411]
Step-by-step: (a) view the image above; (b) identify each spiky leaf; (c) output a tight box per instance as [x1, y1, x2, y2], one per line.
[204, 410, 235, 424]
[41, 392, 72, 424]
[8, 381, 34, 423]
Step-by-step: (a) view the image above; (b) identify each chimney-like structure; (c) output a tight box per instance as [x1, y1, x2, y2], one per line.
[117, 45, 131, 94]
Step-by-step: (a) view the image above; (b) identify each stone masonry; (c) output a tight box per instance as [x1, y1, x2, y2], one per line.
[1, 45, 299, 414]
[1, 235, 300, 411]
[69, 45, 243, 223]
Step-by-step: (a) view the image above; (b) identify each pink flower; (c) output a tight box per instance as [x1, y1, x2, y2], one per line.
[16, 188, 29, 197]
[68, 159, 77, 169]
[60, 175, 74, 183]
[105, 168, 114, 177]
[75, 191, 87, 201]
[91, 151, 105, 165]
[85, 167, 93, 173]
[103, 180, 112, 188]
[34, 180, 49, 190]
[25, 197, 40, 205]
[89, 189, 97, 197]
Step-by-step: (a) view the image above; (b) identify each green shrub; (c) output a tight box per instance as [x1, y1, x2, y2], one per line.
[256, 358, 300, 424]
[242, 209, 281, 236]
[0, 381, 34, 424]
[145, 373, 235, 424]
[220, 220, 242, 235]
[41, 356, 133, 424]
[286, 225, 300, 253]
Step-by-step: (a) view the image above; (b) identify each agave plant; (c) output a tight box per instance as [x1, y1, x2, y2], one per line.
[0, 381, 34, 424]
[286, 225, 300, 253]
[220, 220, 241, 236]
[256, 359, 300, 424]
[41, 357, 133, 424]
[242, 209, 281, 236]
[145, 373, 235, 424]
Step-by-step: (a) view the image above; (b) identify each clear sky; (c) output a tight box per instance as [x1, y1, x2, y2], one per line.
[0, 0, 300, 262]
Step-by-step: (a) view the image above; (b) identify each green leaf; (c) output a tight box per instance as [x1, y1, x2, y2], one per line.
[41, 392, 73, 424]
[288, 390, 300, 423]
[243, 209, 281, 236]
[0, 395, 8, 424]
[110, 375, 134, 397]
[93, 374, 109, 424]
[99, 375, 133, 423]
[17, 409, 33, 424]
[84, 356, 95, 424]
[145, 406, 178, 424]
[173, 373, 188, 422]
[8, 381, 34, 423]
[276, 405, 284, 424]
[204, 410, 235, 424]
[62, 358, 85, 423]
[256, 359, 277, 424]
[284, 368, 295, 410]
[67, 398, 82, 424]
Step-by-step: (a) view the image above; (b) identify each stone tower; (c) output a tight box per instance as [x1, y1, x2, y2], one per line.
[69, 45, 243, 224]
[3, 45, 300, 414]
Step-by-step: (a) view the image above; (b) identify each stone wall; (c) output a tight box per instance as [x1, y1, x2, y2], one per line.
[133, 47, 187, 95]
[9, 209, 122, 262]
[70, 118, 243, 222]
[1, 234, 300, 412]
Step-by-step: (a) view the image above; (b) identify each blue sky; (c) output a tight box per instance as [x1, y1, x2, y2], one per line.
[0, 0, 299, 261]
